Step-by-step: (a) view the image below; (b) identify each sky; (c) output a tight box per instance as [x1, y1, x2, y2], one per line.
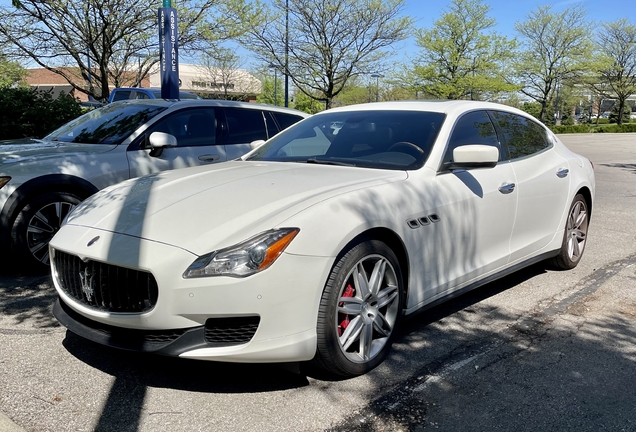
[396, 0, 636, 61]
[2, 0, 634, 70]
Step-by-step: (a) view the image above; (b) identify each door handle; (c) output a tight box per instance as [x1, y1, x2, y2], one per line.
[498, 182, 516, 194]
[556, 168, 569, 178]
[198, 154, 220, 162]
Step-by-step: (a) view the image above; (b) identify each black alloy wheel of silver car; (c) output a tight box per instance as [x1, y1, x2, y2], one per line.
[551, 193, 589, 270]
[313, 239, 404, 377]
[11, 192, 81, 271]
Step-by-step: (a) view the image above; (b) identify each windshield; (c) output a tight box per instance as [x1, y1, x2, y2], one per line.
[45, 103, 168, 144]
[246, 110, 445, 170]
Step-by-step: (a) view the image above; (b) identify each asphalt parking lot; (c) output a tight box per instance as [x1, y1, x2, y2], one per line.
[1, 133, 635, 432]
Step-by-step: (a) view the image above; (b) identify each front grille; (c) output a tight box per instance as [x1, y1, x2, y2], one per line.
[204, 316, 260, 346]
[53, 249, 158, 313]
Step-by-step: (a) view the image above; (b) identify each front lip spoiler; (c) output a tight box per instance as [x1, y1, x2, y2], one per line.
[53, 298, 207, 356]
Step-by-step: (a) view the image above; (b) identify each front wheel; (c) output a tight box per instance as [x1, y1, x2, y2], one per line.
[11, 192, 81, 271]
[313, 240, 404, 377]
[551, 193, 589, 270]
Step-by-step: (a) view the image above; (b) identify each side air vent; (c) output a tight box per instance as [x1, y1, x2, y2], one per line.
[429, 214, 441, 223]
[407, 219, 420, 229]
[418, 217, 431, 226]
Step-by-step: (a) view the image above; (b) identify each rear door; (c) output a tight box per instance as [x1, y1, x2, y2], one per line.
[222, 107, 272, 160]
[127, 107, 226, 177]
[489, 111, 570, 262]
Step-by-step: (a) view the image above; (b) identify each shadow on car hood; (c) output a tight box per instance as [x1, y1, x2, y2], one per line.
[66, 161, 407, 255]
[0, 139, 117, 165]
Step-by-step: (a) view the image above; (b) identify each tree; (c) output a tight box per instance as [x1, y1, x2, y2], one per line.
[588, 19, 636, 125]
[0, 53, 27, 88]
[256, 74, 284, 106]
[237, 0, 412, 109]
[412, 0, 518, 100]
[513, 5, 593, 124]
[0, 0, 243, 101]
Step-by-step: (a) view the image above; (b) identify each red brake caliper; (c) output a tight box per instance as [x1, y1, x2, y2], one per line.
[338, 284, 355, 336]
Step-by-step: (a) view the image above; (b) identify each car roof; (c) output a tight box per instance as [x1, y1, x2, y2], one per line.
[321, 100, 529, 118]
[108, 99, 310, 117]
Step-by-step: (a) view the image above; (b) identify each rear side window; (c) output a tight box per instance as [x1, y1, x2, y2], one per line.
[224, 108, 267, 144]
[273, 112, 304, 131]
[444, 110, 500, 165]
[490, 111, 550, 159]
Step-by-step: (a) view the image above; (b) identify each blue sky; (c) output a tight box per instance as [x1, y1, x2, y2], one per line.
[397, 0, 636, 60]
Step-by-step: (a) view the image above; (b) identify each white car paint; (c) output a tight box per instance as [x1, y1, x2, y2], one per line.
[49, 100, 595, 373]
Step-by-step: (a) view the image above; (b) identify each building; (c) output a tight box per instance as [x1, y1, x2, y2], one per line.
[25, 63, 261, 102]
[149, 63, 261, 102]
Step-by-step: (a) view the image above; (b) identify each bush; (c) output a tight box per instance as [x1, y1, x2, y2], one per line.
[550, 124, 592, 134]
[0, 87, 83, 140]
[594, 123, 636, 133]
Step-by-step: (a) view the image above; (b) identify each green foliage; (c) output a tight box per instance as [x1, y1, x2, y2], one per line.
[256, 75, 285, 107]
[594, 123, 636, 133]
[549, 124, 592, 133]
[519, 102, 542, 120]
[413, 0, 518, 100]
[292, 91, 325, 114]
[0, 54, 27, 88]
[513, 5, 592, 123]
[0, 87, 82, 140]
[549, 123, 636, 133]
[588, 19, 636, 126]
[609, 105, 632, 124]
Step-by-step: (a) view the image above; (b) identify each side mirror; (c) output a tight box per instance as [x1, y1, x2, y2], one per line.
[448, 145, 499, 170]
[148, 132, 177, 157]
[249, 139, 266, 150]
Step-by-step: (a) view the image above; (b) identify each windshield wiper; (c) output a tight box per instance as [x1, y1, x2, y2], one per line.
[306, 157, 355, 167]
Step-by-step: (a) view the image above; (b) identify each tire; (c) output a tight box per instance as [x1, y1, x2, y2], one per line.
[313, 239, 404, 377]
[551, 194, 589, 270]
[11, 191, 82, 272]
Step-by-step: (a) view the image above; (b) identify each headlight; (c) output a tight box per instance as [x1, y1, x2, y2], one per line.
[183, 228, 299, 278]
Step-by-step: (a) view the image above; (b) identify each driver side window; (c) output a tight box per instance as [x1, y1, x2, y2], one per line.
[144, 108, 218, 148]
[443, 111, 501, 166]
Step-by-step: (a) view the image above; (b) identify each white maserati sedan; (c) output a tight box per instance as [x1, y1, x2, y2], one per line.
[50, 101, 594, 377]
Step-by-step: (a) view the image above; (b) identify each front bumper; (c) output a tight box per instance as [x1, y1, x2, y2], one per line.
[50, 225, 334, 363]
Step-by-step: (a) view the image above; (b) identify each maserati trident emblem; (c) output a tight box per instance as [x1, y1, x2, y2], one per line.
[79, 268, 94, 302]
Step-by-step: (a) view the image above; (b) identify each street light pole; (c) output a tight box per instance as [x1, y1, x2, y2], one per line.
[371, 73, 383, 102]
[284, 0, 289, 107]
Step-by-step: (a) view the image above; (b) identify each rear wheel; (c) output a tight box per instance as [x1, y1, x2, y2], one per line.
[313, 240, 404, 377]
[551, 194, 589, 270]
[11, 192, 81, 271]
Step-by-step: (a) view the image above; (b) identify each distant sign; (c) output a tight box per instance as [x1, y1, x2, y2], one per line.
[158, 7, 179, 99]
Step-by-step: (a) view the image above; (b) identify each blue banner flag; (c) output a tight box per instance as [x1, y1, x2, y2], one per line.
[158, 7, 179, 99]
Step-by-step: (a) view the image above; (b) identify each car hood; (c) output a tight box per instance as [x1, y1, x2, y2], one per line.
[0, 139, 117, 166]
[66, 161, 407, 255]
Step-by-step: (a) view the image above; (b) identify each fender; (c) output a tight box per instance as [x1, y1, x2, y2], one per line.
[0, 174, 99, 235]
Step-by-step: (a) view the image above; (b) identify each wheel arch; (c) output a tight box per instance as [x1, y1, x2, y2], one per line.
[0, 174, 99, 233]
[337, 227, 410, 307]
[576, 186, 593, 220]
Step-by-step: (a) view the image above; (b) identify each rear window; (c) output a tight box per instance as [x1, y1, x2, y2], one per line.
[45, 103, 167, 144]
